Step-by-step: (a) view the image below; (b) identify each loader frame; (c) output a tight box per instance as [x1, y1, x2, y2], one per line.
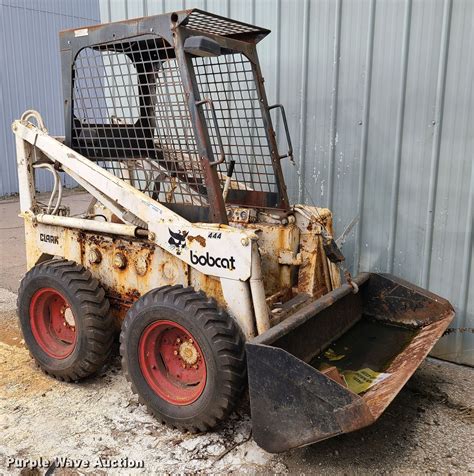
[12, 9, 455, 453]
[15, 118, 260, 337]
[14, 116, 340, 339]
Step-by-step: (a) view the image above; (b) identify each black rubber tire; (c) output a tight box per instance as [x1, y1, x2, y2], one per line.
[120, 285, 246, 432]
[17, 259, 114, 381]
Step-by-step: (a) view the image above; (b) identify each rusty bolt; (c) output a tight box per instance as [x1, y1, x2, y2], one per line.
[88, 248, 102, 264]
[162, 262, 177, 282]
[112, 252, 127, 269]
[135, 255, 148, 276]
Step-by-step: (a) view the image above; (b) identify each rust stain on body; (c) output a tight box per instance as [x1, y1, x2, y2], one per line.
[363, 311, 454, 418]
[187, 234, 206, 247]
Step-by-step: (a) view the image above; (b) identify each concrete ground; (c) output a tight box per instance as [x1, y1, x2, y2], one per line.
[1, 191, 473, 475]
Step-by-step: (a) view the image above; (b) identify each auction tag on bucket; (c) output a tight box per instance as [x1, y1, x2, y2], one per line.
[341, 368, 390, 394]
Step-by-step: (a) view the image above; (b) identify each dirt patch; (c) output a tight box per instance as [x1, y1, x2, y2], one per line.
[0, 290, 24, 348]
[0, 343, 57, 398]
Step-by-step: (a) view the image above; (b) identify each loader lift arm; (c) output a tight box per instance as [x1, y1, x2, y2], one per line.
[13, 120, 255, 282]
[13, 118, 264, 338]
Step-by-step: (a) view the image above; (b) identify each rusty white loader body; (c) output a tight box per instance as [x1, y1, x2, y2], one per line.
[13, 10, 453, 453]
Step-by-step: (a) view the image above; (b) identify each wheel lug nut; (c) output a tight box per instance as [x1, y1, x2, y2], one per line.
[176, 338, 181, 344]
[173, 350, 178, 355]
[182, 363, 186, 369]
[189, 339, 193, 344]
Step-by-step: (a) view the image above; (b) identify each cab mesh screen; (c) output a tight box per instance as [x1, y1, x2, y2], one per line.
[71, 36, 276, 207]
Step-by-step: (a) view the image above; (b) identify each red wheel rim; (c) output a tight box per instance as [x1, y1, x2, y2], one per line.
[138, 320, 207, 405]
[29, 287, 77, 359]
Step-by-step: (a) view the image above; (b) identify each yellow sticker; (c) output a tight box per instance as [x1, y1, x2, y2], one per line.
[341, 368, 390, 394]
[323, 348, 346, 361]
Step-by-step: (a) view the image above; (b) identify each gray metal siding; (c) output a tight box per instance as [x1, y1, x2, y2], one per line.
[0, 0, 101, 194]
[0, 0, 471, 364]
[98, 0, 473, 365]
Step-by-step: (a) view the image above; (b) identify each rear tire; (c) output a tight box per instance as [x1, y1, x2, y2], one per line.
[17, 259, 114, 381]
[120, 285, 246, 432]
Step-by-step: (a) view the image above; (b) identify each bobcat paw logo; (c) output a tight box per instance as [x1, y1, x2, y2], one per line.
[168, 228, 188, 255]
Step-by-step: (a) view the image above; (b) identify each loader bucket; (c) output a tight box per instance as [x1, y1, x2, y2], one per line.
[246, 273, 454, 453]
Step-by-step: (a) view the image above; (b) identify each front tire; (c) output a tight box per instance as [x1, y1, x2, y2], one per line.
[120, 285, 246, 432]
[17, 259, 114, 381]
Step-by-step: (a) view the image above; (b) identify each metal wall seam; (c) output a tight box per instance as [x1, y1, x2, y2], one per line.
[387, 0, 412, 272]
[297, 0, 310, 203]
[354, 0, 376, 273]
[459, 151, 474, 332]
[327, 0, 342, 211]
[273, 0, 282, 136]
[421, 0, 453, 288]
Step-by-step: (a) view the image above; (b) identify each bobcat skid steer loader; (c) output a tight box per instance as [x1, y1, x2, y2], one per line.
[12, 9, 454, 453]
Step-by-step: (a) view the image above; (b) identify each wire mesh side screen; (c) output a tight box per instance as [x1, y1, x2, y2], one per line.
[192, 53, 278, 197]
[71, 37, 279, 211]
[71, 36, 208, 207]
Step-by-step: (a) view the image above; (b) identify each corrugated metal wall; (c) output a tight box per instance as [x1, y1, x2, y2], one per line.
[0, 0, 471, 364]
[97, 0, 473, 365]
[0, 0, 101, 194]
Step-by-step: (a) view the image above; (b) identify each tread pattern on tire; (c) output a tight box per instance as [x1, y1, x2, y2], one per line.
[18, 259, 114, 382]
[120, 285, 246, 432]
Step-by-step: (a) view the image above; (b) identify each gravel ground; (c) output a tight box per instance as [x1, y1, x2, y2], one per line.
[1, 286, 473, 475]
[1, 194, 473, 474]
